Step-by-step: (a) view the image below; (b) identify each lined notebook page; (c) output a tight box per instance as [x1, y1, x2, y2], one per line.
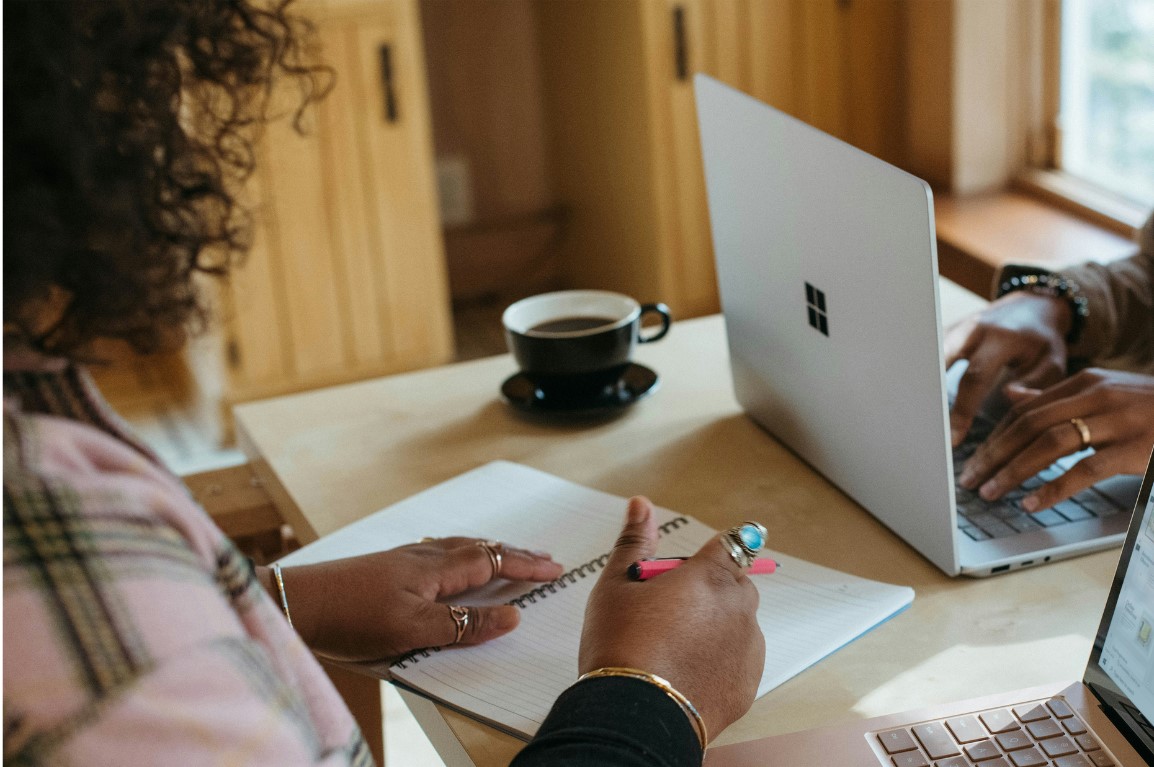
[281, 461, 914, 739]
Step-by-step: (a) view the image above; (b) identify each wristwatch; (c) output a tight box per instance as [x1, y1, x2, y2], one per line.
[995, 264, 1089, 345]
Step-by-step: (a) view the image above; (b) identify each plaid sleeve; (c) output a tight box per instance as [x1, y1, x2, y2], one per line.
[3, 410, 373, 766]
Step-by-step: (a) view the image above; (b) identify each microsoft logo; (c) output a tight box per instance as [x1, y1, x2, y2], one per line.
[805, 282, 829, 337]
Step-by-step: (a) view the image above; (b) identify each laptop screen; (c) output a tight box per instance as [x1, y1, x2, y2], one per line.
[1084, 448, 1154, 761]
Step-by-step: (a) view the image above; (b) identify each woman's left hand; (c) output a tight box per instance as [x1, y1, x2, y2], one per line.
[267, 537, 563, 663]
[958, 368, 1154, 510]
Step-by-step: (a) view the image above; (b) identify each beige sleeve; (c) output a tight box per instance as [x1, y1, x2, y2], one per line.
[1059, 211, 1154, 373]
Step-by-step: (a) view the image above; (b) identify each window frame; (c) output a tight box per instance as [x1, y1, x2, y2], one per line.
[1014, 0, 1150, 234]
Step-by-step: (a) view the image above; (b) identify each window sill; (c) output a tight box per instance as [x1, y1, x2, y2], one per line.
[1014, 169, 1149, 235]
[933, 190, 1139, 299]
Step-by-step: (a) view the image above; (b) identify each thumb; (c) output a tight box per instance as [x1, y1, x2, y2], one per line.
[414, 601, 522, 650]
[601, 496, 659, 577]
[457, 604, 521, 647]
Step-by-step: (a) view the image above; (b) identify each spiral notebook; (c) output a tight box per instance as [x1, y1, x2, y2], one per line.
[279, 461, 915, 740]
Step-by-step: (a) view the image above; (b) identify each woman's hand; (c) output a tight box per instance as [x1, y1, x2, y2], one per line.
[269, 538, 563, 663]
[579, 497, 765, 741]
[958, 369, 1154, 509]
[945, 292, 1072, 446]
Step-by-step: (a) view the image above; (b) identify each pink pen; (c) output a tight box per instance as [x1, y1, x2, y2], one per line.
[628, 556, 779, 580]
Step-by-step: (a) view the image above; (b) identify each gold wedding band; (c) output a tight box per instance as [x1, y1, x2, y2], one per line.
[477, 540, 503, 579]
[419, 536, 437, 543]
[1070, 417, 1092, 450]
[448, 605, 470, 644]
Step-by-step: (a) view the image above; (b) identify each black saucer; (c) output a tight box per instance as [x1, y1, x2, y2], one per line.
[501, 363, 660, 416]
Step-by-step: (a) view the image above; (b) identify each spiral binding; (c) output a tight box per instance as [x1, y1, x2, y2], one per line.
[391, 516, 690, 670]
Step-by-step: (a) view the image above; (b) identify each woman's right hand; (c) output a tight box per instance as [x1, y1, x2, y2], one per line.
[944, 291, 1073, 447]
[579, 497, 765, 741]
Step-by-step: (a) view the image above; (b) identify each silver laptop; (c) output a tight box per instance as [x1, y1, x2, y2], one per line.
[694, 74, 1139, 577]
[709, 449, 1154, 766]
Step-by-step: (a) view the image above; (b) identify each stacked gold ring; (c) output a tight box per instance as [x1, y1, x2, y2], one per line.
[477, 540, 503, 579]
[448, 605, 470, 644]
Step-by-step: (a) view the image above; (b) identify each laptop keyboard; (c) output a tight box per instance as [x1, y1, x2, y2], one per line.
[952, 411, 1126, 541]
[871, 698, 1118, 766]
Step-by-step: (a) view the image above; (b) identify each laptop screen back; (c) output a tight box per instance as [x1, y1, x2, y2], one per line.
[694, 74, 961, 574]
[1085, 450, 1154, 762]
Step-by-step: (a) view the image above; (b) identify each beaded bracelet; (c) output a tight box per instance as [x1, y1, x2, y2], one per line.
[996, 271, 1089, 345]
[270, 562, 294, 629]
[576, 667, 708, 749]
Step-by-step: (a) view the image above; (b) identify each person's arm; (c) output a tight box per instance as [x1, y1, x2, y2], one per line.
[950, 211, 1154, 508]
[512, 676, 703, 767]
[1062, 212, 1154, 371]
[944, 210, 1154, 446]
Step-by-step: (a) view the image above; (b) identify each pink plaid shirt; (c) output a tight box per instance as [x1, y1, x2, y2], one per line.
[3, 357, 372, 766]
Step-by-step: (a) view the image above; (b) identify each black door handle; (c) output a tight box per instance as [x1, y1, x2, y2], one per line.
[379, 43, 398, 122]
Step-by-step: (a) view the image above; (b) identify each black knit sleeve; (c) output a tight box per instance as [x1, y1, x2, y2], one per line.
[510, 676, 704, 767]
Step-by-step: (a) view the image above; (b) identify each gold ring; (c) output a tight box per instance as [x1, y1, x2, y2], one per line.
[419, 537, 437, 543]
[448, 605, 469, 644]
[1070, 417, 1092, 449]
[477, 540, 503, 579]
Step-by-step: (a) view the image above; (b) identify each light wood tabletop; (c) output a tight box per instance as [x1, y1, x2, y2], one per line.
[234, 279, 1120, 766]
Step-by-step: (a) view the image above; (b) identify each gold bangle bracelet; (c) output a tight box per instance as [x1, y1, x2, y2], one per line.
[271, 562, 294, 630]
[577, 667, 708, 749]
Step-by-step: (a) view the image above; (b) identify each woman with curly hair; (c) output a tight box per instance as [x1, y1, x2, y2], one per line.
[3, 1, 765, 764]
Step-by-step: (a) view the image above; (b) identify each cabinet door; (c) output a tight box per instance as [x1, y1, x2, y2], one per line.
[224, 0, 452, 404]
[537, 0, 718, 320]
[642, 0, 719, 319]
[689, 0, 905, 163]
[537, 0, 805, 320]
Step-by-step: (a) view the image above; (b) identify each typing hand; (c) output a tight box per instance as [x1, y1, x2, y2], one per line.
[579, 497, 764, 741]
[269, 537, 562, 663]
[958, 369, 1154, 510]
[945, 292, 1071, 447]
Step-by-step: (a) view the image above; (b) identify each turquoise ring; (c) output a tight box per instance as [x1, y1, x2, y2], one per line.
[721, 521, 767, 568]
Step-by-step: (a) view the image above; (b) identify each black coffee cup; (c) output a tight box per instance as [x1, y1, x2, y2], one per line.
[503, 290, 672, 397]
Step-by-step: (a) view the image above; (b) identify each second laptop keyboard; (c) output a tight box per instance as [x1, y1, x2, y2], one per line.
[871, 697, 1117, 767]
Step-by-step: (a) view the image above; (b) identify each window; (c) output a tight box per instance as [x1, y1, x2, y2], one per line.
[1057, 0, 1154, 210]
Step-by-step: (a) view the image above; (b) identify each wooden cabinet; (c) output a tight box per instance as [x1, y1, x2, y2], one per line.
[535, 0, 904, 320]
[220, 0, 909, 401]
[222, 0, 453, 404]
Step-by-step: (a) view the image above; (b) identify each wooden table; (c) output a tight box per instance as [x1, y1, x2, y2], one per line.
[234, 280, 1120, 766]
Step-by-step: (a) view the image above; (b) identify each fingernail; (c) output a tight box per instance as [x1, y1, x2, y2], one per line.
[627, 497, 649, 525]
[528, 549, 554, 560]
[951, 428, 963, 446]
[979, 480, 998, 500]
[494, 605, 520, 631]
[1022, 495, 1039, 512]
[958, 467, 975, 487]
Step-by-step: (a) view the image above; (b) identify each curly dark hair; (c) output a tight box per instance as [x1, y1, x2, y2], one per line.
[3, 0, 329, 357]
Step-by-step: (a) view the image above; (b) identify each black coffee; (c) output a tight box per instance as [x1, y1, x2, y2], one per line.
[529, 315, 616, 334]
